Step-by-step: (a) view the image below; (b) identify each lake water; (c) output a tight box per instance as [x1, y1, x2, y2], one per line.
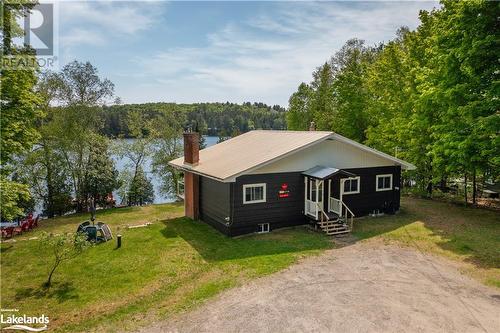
[113, 136, 218, 205]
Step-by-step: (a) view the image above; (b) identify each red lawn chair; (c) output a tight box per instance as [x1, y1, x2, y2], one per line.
[28, 217, 36, 230]
[21, 220, 30, 232]
[13, 226, 22, 236]
[1, 227, 14, 239]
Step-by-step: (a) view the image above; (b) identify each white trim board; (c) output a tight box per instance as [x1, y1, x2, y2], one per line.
[376, 174, 393, 192]
[243, 183, 267, 204]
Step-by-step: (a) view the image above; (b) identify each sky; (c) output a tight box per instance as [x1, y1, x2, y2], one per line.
[55, 0, 439, 106]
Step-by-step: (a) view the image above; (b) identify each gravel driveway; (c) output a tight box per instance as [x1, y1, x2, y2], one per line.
[140, 241, 499, 333]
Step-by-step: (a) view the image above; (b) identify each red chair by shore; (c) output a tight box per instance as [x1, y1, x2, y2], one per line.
[13, 225, 22, 236]
[21, 219, 30, 232]
[1, 227, 15, 239]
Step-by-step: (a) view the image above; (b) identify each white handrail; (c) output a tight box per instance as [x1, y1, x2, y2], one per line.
[317, 202, 329, 222]
[341, 201, 354, 217]
[340, 201, 355, 231]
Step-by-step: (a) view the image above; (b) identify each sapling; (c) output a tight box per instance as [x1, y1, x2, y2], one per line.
[39, 232, 91, 287]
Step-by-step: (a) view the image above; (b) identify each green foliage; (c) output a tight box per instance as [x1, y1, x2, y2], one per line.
[426, 0, 499, 181]
[0, 176, 31, 220]
[310, 62, 335, 130]
[286, 39, 377, 141]
[0, 1, 44, 220]
[82, 136, 120, 207]
[38, 231, 91, 287]
[127, 166, 155, 206]
[0, 68, 42, 166]
[51, 60, 114, 106]
[20, 62, 121, 214]
[149, 109, 185, 197]
[329, 39, 376, 142]
[100, 102, 286, 138]
[287, 83, 313, 130]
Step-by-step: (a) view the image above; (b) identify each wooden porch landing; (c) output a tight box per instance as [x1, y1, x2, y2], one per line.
[313, 212, 351, 236]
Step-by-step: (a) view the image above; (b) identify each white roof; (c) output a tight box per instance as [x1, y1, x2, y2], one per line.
[169, 130, 415, 182]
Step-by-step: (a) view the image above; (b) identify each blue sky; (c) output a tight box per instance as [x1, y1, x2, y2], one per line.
[57, 1, 439, 106]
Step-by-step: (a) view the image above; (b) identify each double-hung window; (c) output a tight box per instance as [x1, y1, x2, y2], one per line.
[343, 177, 360, 195]
[376, 174, 393, 191]
[243, 183, 266, 204]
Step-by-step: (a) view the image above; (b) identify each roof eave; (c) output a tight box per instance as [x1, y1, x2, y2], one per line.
[168, 161, 228, 182]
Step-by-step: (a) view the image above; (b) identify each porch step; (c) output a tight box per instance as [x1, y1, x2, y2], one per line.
[316, 219, 350, 236]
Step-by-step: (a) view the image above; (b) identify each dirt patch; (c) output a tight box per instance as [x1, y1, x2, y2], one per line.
[139, 241, 500, 333]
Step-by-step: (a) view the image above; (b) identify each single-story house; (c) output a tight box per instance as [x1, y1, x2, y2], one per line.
[169, 129, 415, 236]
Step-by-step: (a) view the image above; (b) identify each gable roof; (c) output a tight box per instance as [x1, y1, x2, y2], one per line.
[169, 130, 416, 182]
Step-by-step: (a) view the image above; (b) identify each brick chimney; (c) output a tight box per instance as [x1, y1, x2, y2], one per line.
[183, 131, 200, 220]
[183, 131, 199, 166]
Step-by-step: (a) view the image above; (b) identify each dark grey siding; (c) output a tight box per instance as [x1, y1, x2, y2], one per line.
[230, 172, 307, 236]
[199, 166, 402, 236]
[199, 176, 232, 235]
[328, 166, 401, 216]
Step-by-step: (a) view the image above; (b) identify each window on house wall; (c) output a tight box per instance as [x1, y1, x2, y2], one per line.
[376, 174, 393, 191]
[243, 183, 266, 204]
[258, 223, 270, 233]
[343, 177, 360, 194]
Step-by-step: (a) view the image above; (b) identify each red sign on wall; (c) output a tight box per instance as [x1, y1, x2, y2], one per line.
[278, 183, 290, 198]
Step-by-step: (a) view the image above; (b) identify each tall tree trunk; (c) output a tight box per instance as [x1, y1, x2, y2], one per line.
[464, 173, 468, 207]
[472, 168, 477, 205]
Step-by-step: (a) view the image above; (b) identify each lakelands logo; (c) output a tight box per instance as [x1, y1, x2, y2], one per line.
[1, 310, 49, 332]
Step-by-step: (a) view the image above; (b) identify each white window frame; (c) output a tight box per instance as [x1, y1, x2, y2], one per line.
[243, 183, 267, 204]
[258, 223, 270, 233]
[343, 176, 361, 195]
[376, 174, 393, 192]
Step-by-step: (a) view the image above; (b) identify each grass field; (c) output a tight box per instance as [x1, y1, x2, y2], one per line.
[1, 197, 498, 332]
[0, 203, 332, 332]
[353, 197, 500, 288]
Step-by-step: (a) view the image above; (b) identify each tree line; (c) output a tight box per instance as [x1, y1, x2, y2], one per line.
[287, 0, 499, 204]
[101, 102, 286, 139]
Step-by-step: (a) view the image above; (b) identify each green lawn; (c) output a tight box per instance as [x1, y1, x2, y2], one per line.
[353, 197, 500, 288]
[0, 203, 332, 332]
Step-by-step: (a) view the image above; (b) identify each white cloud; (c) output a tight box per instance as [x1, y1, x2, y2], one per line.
[131, 1, 439, 106]
[59, 0, 165, 47]
[60, 27, 106, 46]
